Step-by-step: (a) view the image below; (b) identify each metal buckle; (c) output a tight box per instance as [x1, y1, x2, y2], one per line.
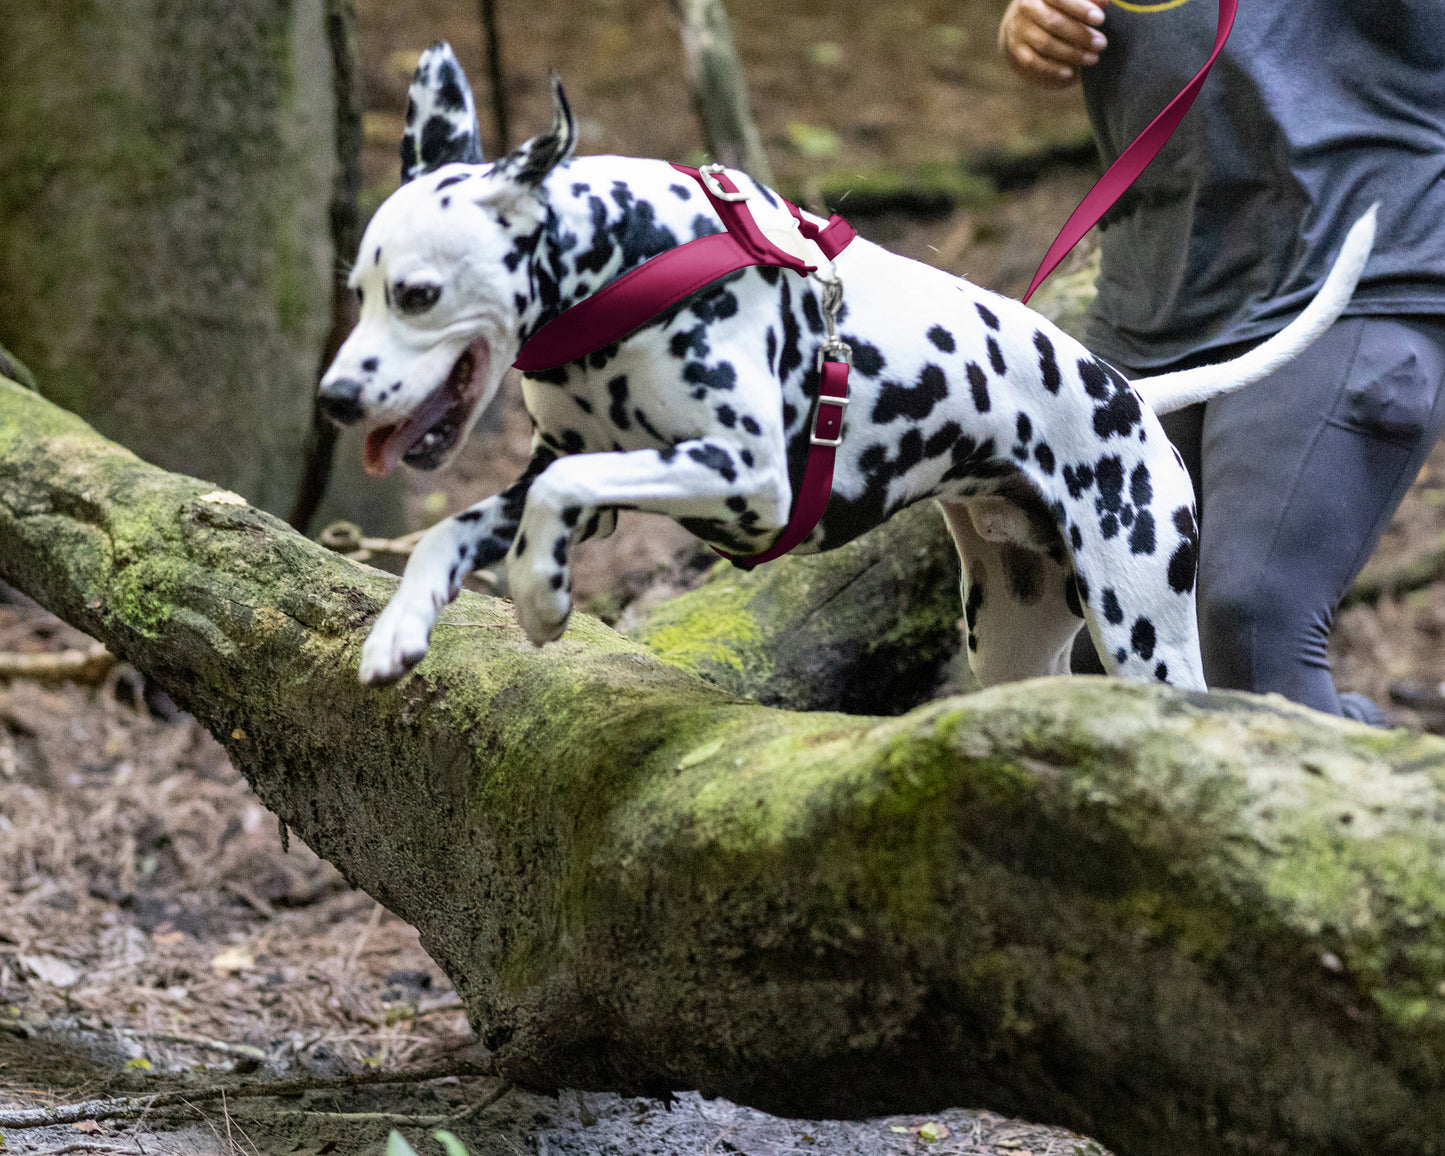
[699, 163, 748, 203]
[810, 395, 849, 448]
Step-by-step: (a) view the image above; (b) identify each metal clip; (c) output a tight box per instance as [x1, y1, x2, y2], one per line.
[813, 274, 852, 368]
[699, 163, 748, 203]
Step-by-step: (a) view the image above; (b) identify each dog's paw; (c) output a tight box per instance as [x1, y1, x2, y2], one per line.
[511, 567, 572, 647]
[358, 600, 436, 684]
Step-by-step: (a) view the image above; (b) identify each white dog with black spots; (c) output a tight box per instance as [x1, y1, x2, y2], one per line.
[319, 42, 1374, 691]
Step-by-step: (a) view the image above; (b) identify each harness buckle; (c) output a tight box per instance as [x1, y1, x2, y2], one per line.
[699, 163, 749, 203]
[810, 393, 849, 448]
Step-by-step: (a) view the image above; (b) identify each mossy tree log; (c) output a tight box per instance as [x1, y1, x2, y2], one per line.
[4, 375, 1445, 1156]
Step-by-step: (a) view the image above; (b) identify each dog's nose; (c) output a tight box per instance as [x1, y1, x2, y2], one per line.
[318, 377, 366, 425]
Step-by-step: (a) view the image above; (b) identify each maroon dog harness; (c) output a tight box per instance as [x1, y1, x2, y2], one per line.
[513, 163, 857, 567]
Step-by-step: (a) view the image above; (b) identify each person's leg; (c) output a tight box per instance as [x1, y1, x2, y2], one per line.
[1195, 316, 1445, 712]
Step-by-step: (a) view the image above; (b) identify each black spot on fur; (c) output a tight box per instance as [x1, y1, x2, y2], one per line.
[1035, 330, 1061, 393]
[777, 279, 804, 382]
[561, 505, 582, 528]
[801, 291, 825, 335]
[553, 536, 569, 566]
[765, 327, 778, 375]
[435, 59, 467, 111]
[873, 364, 949, 423]
[741, 416, 761, 436]
[1063, 463, 1095, 499]
[927, 325, 956, 353]
[846, 339, 885, 377]
[670, 325, 709, 360]
[1154, 662, 1169, 682]
[987, 337, 1007, 376]
[964, 580, 984, 651]
[925, 421, 961, 458]
[1034, 443, 1056, 474]
[1128, 510, 1156, 556]
[683, 361, 737, 392]
[688, 444, 737, 483]
[1168, 506, 1199, 594]
[670, 183, 692, 199]
[514, 532, 528, 557]
[435, 172, 469, 191]
[1131, 618, 1156, 661]
[1094, 386, 1143, 440]
[1102, 587, 1124, 624]
[966, 362, 990, 413]
[715, 404, 737, 428]
[1078, 359, 1111, 400]
[976, 302, 1000, 330]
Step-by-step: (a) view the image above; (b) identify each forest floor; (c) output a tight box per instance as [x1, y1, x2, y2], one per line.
[4, 0, 1445, 1152]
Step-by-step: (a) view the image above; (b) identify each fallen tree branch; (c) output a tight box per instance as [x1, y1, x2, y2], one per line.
[4, 380, 1445, 1156]
[0, 1066, 499, 1131]
[0, 640, 114, 684]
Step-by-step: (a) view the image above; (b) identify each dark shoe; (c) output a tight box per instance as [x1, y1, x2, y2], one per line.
[1387, 680, 1445, 711]
[1338, 691, 1388, 728]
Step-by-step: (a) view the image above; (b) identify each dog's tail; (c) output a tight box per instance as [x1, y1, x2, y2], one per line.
[1133, 204, 1377, 416]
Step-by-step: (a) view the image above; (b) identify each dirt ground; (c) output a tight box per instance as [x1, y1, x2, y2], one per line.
[5, 0, 1445, 1152]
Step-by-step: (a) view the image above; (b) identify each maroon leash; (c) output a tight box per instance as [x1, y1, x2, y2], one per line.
[1021, 0, 1238, 302]
[513, 163, 857, 568]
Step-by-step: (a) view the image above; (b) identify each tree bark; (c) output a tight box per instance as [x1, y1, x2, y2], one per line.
[0, 0, 402, 531]
[670, 0, 776, 186]
[3, 378, 1445, 1156]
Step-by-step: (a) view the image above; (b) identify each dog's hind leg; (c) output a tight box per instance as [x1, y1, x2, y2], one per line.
[939, 499, 1085, 687]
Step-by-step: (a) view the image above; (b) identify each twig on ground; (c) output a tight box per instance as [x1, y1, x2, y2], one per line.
[0, 1064, 495, 1130]
[0, 641, 113, 684]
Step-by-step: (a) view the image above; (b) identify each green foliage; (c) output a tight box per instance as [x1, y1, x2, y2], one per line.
[385, 1130, 472, 1156]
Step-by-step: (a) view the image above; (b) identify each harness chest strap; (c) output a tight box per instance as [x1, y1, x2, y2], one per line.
[512, 163, 857, 568]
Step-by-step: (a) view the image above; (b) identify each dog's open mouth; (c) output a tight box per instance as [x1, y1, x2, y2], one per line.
[362, 338, 491, 477]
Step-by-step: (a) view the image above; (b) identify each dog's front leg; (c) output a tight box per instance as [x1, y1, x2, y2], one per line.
[508, 439, 780, 645]
[358, 450, 557, 684]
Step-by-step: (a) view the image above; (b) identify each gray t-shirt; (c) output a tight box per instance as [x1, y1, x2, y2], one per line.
[1080, 0, 1445, 370]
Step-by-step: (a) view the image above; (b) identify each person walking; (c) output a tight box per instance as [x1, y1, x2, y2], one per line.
[998, 0, 1445, 721]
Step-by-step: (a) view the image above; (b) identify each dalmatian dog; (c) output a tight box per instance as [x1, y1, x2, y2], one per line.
[320, 42, 1374, 691]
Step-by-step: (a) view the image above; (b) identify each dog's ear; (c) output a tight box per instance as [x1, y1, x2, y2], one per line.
[401, 41, 485, 184]
[496, 74, 577, 190]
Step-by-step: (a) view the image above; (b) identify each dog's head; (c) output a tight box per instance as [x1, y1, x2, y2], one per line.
[319, 43, 576, 477]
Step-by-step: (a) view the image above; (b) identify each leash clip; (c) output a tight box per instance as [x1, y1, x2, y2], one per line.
[813, 274, 852, 369]
[699, 163, 748, 203]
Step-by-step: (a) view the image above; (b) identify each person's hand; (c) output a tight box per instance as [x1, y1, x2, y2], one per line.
[998, 0, 1109, 88]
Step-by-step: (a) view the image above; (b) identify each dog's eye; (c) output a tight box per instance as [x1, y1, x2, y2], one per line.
[396, 282, 442, 315]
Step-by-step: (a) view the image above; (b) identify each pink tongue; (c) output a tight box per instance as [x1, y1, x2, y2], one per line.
[363, 426, 399, 477]
[360, 379, 463, 477]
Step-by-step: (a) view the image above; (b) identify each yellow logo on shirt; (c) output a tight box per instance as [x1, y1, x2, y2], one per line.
[1111, 0, 1193, 11]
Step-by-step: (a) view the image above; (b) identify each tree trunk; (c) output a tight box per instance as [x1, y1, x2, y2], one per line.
[0, 0, 402, 531]
[3, 378, 1445, 1156]
[670, 0, 776, 186]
